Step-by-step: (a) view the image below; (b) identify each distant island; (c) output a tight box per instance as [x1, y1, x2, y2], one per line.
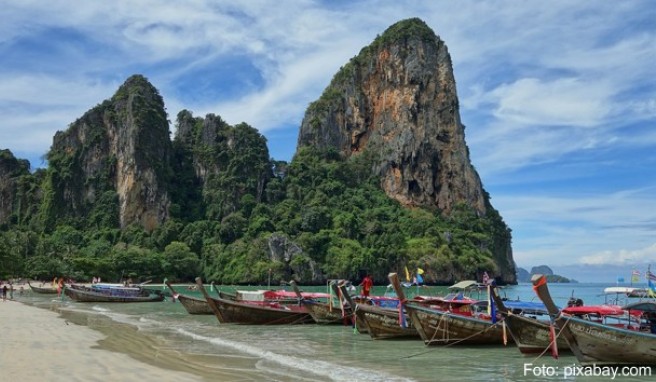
[516, 265, 577, 283]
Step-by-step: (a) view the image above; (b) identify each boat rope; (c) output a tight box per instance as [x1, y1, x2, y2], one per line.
[261, 312, 312, 325]
[399, 319, 506, 360]
[424, 310, 454, 345]
[425, 316, 504, 347]
[530, 314, 571, 363]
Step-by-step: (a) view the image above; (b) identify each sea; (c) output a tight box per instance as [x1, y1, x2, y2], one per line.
[17, 282, 652, 381]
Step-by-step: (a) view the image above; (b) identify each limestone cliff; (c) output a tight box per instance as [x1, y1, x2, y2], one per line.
[172, 110, 272, 219]
[298, 18, 486, 214]
[44, 75, 171, 231]
[0, 149, 34, 226]
[297, 18, 515, 283]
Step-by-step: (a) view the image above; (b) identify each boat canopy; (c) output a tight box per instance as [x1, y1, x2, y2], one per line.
[562, 305, 625, 316]
[236, 290, 330, 301]
[448, 280, 478, 290]
[504, 300, 552, 315]
[603, 287, 638, 295]
[622, 301, 656, 313]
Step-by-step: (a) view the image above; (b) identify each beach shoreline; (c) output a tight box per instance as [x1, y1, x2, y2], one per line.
[0, 298, 268, 382]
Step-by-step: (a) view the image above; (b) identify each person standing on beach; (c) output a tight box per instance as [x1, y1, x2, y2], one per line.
[359, 274, 373, 297]
[57, 277, 64, 297]
[2, 284, 7, 301]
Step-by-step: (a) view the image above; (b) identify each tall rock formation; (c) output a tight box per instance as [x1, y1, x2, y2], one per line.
[297, 18, 515, 283]
[172, 110, 272, 220]
[298, 18, 485, 214]
[43, 75, 171, 231]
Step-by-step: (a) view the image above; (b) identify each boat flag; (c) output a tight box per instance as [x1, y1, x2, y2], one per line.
[417, 268, 424, 275]
[405, 266, 411, 282]
[416, 269, 424, 285]
[487, 283, 497, 323]
[646, 267, 656, 281]
[632, 270, 641, 284]
[647, 266, 656, 297]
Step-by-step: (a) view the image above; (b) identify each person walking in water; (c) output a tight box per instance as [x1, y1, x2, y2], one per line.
[359, 274, 373, 297]
[57, 277, 65, 297]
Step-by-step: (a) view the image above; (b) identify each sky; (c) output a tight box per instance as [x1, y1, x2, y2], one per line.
[1, 1, 655, 282]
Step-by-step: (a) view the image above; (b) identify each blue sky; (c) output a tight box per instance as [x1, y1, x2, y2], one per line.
[1, 1, 655, 281]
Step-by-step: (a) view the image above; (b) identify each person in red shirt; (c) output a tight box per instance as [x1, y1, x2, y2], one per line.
[359, 274, 373, 297]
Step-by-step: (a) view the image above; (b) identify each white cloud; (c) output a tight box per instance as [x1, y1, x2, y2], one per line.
[579, 244, 656, 266]
[489, 77, 613, 127]
[495, 187, 656, 267]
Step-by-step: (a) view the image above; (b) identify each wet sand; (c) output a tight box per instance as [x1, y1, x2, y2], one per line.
[0, 299, 267, 382]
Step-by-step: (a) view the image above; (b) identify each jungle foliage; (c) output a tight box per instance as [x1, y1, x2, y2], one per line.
[0, 136, 509, 285]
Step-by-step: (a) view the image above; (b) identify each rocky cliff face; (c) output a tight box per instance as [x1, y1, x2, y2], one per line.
[173, 110, 272, 219]
[297, 18, 515, 283]
[297, 18, 486, 215]
[45, 75, 171, 231]
[0, 150, 32, 225]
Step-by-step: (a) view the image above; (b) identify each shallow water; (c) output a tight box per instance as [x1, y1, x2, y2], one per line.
[18, 283, 651, 381]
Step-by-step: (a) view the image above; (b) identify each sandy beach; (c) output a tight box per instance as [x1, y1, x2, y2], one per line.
[0, 299, 205, 382]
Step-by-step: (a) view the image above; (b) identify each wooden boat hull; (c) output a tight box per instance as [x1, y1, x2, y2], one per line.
[166, 282, 213, 315]
[503, 313, 568, 354]
[532, 273, 656, 365]
[405, 303, 511, 345]
[354, 314, 369, 334]
[355, 303, 419, 339]
[303, 301, 352, 325]
[206, 296, 314, 325]
[558, 316, 656, 365]
[177, 293, 213, 314]
[489, 287, 567, 354]
[64, 285, 165, 303]
[27, 281, 58, 294]
[290, 280, 353, 325]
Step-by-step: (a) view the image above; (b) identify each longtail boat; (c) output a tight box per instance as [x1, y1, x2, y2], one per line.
[27, 281, 58, 294]
[347, 280, 419, 340]
[196, 278, 314, 325]
[389, 273, 511, 346]
[532, 274, 656, 365]
[490, 286, 568, 354]
[166, 281, 213, 315]
[291, 281, 353, 325]
[64, 284, 165, 303]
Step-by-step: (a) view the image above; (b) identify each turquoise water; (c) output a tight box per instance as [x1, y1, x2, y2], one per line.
[19, 283, 651, 381]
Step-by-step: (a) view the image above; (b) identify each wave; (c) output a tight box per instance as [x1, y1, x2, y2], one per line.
[174, 328, 415, 382]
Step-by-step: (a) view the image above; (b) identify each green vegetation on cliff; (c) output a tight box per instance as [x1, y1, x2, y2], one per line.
[0, 140, 509, 285]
